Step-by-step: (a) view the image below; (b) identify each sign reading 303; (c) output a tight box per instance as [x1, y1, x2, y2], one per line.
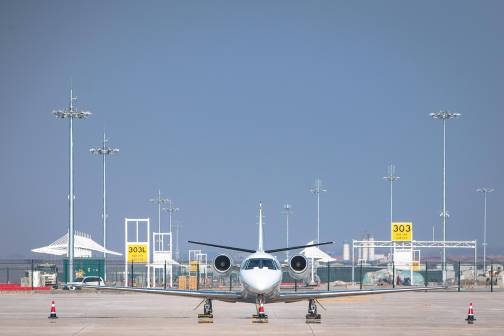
[127, 243, 149, 262]
[391, 222, 413, 241]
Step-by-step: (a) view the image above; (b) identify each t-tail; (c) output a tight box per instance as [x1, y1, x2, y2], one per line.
[188, 202, 334, 254]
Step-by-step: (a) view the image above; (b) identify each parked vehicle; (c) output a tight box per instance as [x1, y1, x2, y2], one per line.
[64, 276, 105, 290]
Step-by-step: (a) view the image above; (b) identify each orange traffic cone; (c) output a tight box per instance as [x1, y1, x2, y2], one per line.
[465, 303, 475, 324]
[48, 300, 58, 319]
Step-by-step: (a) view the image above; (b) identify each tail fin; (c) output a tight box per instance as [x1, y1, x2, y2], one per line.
[258, 202, 264, 252]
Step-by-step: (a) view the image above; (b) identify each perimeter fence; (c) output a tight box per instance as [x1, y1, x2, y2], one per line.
[0, 259, 502, 292]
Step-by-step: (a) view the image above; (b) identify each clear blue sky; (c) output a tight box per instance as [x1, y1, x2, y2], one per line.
[1, 1, 503, 257]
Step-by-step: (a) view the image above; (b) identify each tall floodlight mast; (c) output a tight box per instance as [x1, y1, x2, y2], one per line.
[90, 133, 119, 281]
[173, 221, 183, 260]
[52, 88, 91, 282]
[477, 187, 494, 274]
[430, 110, 461, 284]
[310, 179, 327, 244]
[383, 164, 400, 260]
[383, 164, 400, 228]
[281, 203, 293, 262]
[150, 190, 168, 249]
[162, 200, 180, 234]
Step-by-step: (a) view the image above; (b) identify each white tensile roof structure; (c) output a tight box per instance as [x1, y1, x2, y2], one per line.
[32, 231, 122, 258]
[300, 241, 336, 262]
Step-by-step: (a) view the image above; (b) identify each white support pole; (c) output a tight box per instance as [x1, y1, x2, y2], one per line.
[483, 192, 487, 274]
[474, 240, 478, 282]
[410, 242, 413, 285]
[317, 192, 320, 244]
[442, 118, 446, 284]
[430, 110, 460, 284]
[351, 240, 355, 285]
[53, 89, 91, 283]
[169, 206, 172, 236]
[282, 204, 292, 262]
[124, 218, 128, 287]
[311, 179, 326, 244]
[68, 115, 74, 283]
[384, 165, 399, 266]
[102, 142, 107, 278]
[170, 232, 173, 288]
[147, 219, 151, 288]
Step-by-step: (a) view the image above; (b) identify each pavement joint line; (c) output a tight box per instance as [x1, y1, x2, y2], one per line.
[72, 324, 88, 336]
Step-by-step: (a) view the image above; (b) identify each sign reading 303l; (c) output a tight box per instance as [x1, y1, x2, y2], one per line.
[391, 222, 413, 241]
[127, 243, 149, 262]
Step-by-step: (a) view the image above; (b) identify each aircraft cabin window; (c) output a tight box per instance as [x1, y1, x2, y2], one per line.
[244, 258, 278, 270]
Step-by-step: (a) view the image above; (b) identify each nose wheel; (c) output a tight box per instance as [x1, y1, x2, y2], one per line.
[252, 295, 268, 323]
[306, 299, 321, 323]
[198, 298, 213, 323]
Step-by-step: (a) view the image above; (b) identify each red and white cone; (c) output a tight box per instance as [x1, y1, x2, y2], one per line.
[48, 300, 58, 319]
[465, 303, 475, 324]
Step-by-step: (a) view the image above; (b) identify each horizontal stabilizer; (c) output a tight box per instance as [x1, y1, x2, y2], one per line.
[188, 240, 256, 253]
[265, 241, 334, 254]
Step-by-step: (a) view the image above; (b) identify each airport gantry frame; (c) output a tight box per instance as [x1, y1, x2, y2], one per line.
[351, 240, 477, 285]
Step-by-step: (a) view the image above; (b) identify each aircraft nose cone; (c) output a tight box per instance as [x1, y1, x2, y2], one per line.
[254, 281, 270, 292]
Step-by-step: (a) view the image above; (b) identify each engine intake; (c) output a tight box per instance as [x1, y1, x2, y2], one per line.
[213, 254, 233, 274]
[288, 255, 311, 280]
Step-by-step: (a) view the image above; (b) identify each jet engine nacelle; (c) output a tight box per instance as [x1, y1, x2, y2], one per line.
[288, 255, 311, 280]
[213, 254, 233, 275]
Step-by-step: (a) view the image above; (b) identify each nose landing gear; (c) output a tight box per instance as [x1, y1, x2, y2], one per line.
[252, 295, 268, 323]
[198, 298, 213, 323]
[306, 299, 321, 323]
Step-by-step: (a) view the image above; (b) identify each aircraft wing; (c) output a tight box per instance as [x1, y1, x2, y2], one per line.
[272, 286, 446, 303]
[81, 285, 242, 302]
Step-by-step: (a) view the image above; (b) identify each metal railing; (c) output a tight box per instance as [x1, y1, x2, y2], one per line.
[0, 259, 502, 292]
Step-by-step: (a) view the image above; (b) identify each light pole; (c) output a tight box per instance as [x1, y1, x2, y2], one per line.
[383, 164, 399, 261]
[90, 133, 119, 281]
[150, 190, 168, 250]
[310, 179, 327, 244]
[173, 221, 183, 260]
[52, 88, 91, 282]
[477, 188, 494, 274]
[162, 200, 180, 235]
[281, 203, 293, 262]
[430, 110, 461, 283]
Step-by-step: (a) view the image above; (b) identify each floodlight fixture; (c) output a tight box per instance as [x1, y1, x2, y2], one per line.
[310, 178, 327, 244]
[90, 133, 119, 280]
[150, 190, 169, 236]
[430, 110, 461, 284]
[162, 200, 180, 234]
[477, 187, 494, 274]
[52, 88, 91, 283]
[281, 203, 293, 261]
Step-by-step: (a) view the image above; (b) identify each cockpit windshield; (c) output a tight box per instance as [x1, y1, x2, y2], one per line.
[244, 258, 278, 270]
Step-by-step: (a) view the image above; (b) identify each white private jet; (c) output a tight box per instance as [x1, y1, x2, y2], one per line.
[83, 202, 444, 322]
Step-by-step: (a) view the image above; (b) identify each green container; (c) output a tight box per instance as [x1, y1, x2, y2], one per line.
[62, 258, 105, 282]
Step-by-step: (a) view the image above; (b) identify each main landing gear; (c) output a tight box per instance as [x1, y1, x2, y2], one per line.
[198, 298, 213, 323]
[252, 295, 268, 323]
[305, 299, 321, 323]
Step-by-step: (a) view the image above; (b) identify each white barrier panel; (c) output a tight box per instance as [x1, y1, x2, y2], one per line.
[124, 218, 150, 287]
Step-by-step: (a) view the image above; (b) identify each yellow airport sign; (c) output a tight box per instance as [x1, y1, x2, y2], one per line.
[127, 243, 149, 262]
[391, 222, 412, 241]
[189, 261, 200, 273]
